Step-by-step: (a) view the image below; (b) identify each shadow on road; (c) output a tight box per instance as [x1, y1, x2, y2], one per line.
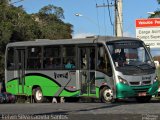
[33, 103, 121, 115]
[30, 98, 160, 115]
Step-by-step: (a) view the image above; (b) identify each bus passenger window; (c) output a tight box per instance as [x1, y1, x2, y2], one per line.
[53, 58, 61, 69]
[62, 46, 76, 69]
[97, 45, 112, 76]
[44, 58, 54, 69]
[98, 57, 106, 69]
[89, 48, 95, 70]
[80, 48, 87, 69]
[27, 46, 42, 69]
[65, 59, 75, 69]
[7, 47, 15, 70]
[43, 46, 61, 69]
[97, 46, 106, 70]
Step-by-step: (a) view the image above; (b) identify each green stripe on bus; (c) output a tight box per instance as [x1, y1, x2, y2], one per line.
[6, 74, 79, 97]
[59, 90, 80, 97]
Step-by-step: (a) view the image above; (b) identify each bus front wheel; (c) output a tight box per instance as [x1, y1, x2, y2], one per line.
[100, 87, 113, 103]
[33, 87, 46, 103]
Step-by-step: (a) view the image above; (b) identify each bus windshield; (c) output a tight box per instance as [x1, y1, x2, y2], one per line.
[106, 40, 155, 75]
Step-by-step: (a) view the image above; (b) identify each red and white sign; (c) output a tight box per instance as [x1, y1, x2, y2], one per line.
[136, 18, 160, 28]
[136, 18, 160, 48]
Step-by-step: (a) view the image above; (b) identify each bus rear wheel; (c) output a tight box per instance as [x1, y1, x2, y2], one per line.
[100, 87, 113, 103]
[33, 87, 46, 103]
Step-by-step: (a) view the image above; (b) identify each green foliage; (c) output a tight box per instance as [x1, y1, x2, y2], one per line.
[0, 54, 4, 81]
[39, 4, 64, 19]
[148, 10, 160, 18]
[148, 1, 160, 18]
[156, 67, 160, 82]
[0, 1, 73, 81]
[36, 4, 72, 39]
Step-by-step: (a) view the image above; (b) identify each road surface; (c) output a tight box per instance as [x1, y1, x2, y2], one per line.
[0, 99, 160, 120]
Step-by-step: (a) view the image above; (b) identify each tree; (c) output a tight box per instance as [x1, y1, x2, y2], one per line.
[39, 4, 64, 19]
[0, 2, 73, 81]
[148, 0, 160, 18]
[0, 0, 10, 5]
[148, 10, 160, 18]
[35, 4, 73, 39]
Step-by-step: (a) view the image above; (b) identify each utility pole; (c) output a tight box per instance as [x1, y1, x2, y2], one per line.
[115, 0, 123, 37]
[96, 0, 123, 37]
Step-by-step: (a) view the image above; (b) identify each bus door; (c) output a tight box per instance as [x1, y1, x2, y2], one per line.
[79, 47, 96, 96]
[16, 49, 25, 94]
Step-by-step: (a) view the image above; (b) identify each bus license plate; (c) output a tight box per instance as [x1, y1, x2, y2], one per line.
[138, 92, 146, 96]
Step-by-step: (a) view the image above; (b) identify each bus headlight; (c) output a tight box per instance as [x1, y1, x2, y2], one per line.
[153, 76, 158, 83]
[118, 76, 129, 85]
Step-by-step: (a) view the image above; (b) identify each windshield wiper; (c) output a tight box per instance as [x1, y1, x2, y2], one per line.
[138, 63, 155, 69]
[124, 64, 144, 70]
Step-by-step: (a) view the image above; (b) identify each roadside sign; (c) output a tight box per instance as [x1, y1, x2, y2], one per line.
[136, 18, 160, 48]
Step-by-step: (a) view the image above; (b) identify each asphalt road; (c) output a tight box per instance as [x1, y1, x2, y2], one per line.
[0, 99, 160, 120]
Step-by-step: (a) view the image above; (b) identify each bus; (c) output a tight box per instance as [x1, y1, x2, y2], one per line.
[5, 36, 159, 103]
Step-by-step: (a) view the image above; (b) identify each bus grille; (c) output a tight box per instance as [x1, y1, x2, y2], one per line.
[130, 82, 140, 85]
[130, 81, 151, 86]
[132, 88, 149, 93]
[142, 80, 151, 85]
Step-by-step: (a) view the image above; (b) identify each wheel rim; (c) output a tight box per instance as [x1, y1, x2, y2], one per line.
[36, 90, 42, 101]
[103, 89, 113, 102]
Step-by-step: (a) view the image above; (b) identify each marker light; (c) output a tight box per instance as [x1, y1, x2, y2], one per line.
[118, 76, 129, 85]
[153, 76, 158, 83]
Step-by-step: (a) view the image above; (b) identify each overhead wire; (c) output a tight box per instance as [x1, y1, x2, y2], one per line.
[96, 0, 115, 36]
[103, 0, 107, 36]
[106, 0, 114, 35]
[106, 0, 113, 26]
[94, 0, 101, 35]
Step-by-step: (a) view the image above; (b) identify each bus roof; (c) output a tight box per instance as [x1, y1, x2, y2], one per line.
[7, 36, 142, 47]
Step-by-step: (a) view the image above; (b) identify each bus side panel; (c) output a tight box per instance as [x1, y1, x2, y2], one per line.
[6, 70, 19, 95]
[24, 72, 80, 97]
[96, 87, 100, 98]
[6, 74, 80, 97]
[25, 75, 60, 96]
[59, 71, 80, 97]
[95, 71, 105, 98]
[59, 90, 80, 97]
[6, 79, 18, 94]
[95, 71, 114, 98]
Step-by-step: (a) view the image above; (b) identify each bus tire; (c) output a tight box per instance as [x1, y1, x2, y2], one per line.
[100, 87, 113, 103]
[33, 87, 46, 103]
[136, 96, 152, 103]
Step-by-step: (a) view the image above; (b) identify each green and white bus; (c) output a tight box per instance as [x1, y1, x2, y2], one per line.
[5, 36, 159, 103]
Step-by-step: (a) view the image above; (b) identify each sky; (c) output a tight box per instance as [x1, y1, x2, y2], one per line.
[11, 0, 159, 39]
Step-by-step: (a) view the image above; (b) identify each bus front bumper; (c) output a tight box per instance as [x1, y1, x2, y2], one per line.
[116, 81, 159, 98]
